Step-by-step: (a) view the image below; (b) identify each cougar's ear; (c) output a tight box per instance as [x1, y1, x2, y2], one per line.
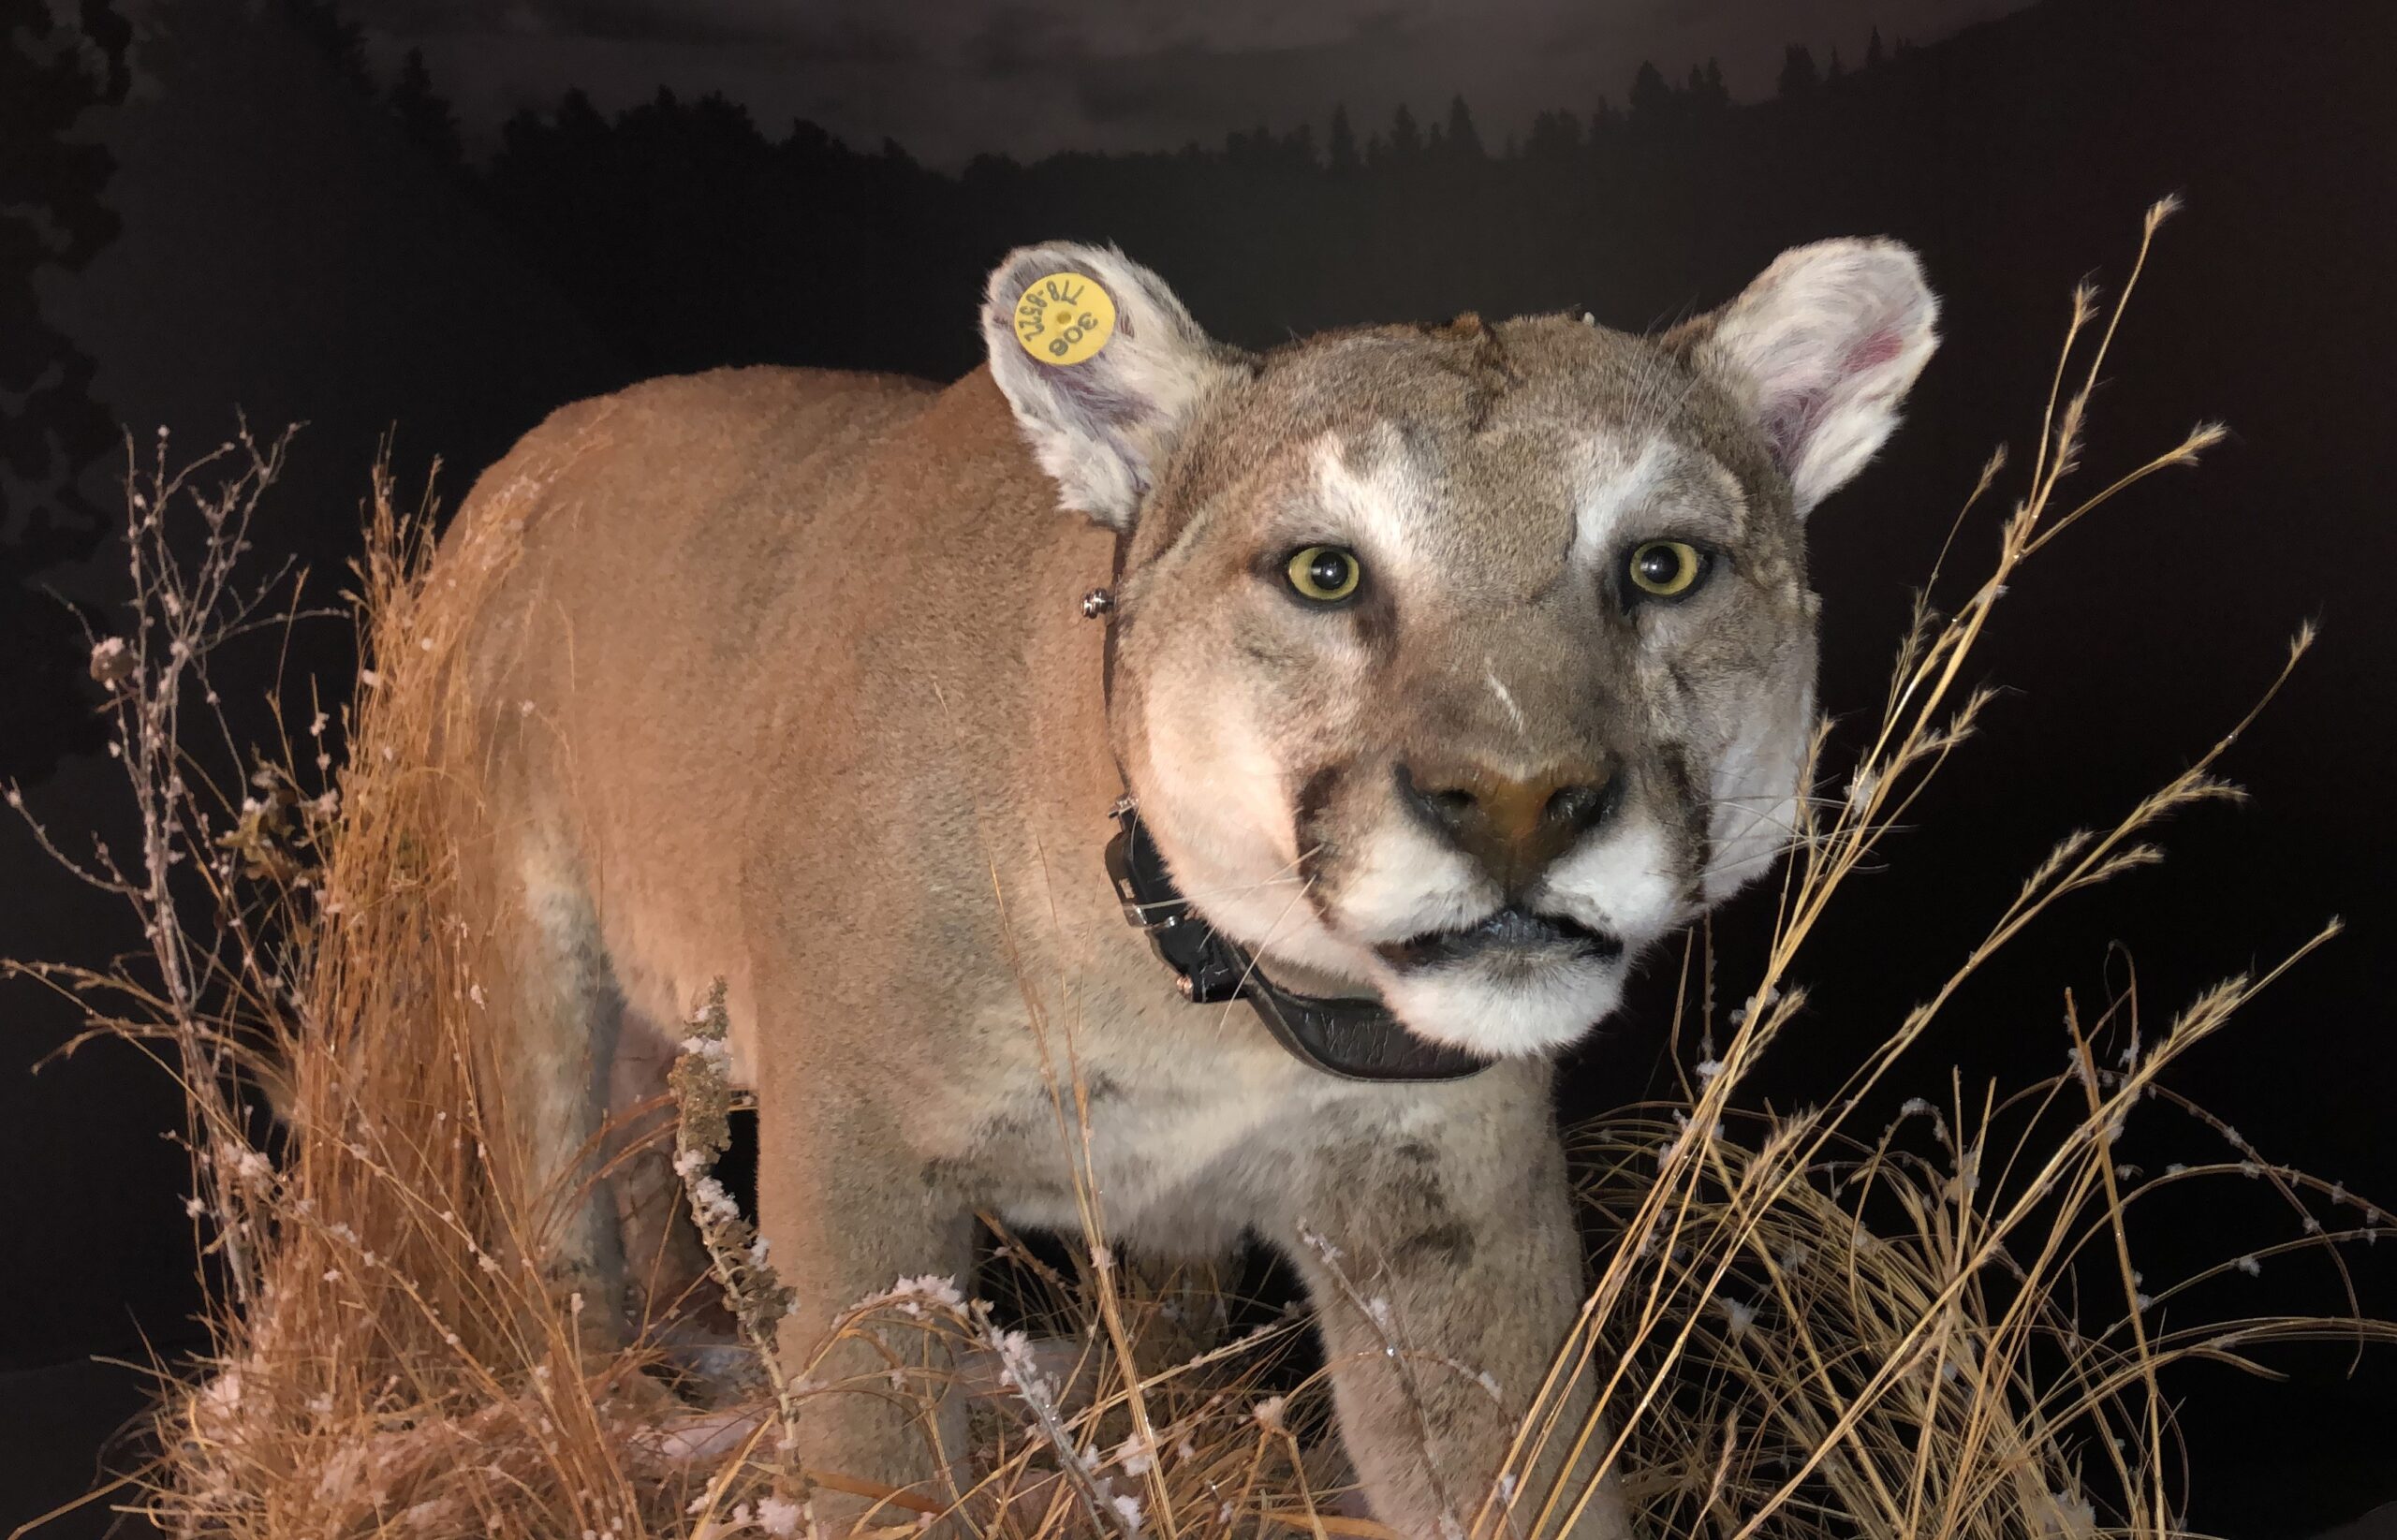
[980, 242, 1251, 529]
[1682, 238, 1939, 517]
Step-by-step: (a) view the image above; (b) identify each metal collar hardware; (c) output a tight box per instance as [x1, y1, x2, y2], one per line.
[1101, 798, 1493, 1083]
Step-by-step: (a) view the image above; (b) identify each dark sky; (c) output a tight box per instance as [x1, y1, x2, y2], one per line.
[343, 0, 2032, 164]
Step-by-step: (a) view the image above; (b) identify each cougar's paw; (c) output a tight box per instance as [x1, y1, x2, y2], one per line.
[650, 1320, 771, 1406]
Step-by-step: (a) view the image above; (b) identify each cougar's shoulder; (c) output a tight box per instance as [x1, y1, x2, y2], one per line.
[428, 359, 1121, 1039]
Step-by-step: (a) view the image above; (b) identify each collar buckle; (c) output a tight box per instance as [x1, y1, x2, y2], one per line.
[1103, 799, 1246, 1004]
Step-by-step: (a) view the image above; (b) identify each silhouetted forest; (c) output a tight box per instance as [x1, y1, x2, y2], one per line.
[470, 29, 1944, 383]
[2, 0, 128, 785]
[8, 1, 2397, 1533]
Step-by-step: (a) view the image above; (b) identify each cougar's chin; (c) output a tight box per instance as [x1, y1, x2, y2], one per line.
[1374, 934, 1628, 1059]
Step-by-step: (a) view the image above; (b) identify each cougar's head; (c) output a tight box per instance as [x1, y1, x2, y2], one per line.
[982, 240, 1936, 1058]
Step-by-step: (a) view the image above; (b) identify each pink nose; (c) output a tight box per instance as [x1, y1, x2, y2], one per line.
[1395, 757, 1620, 893]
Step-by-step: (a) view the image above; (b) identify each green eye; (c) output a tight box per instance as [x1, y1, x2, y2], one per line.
[1286, 546, 1361, 603]
[1626, 539, 1707, 600]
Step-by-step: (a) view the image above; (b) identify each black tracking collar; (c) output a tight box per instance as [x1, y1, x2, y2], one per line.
[1101, 798, 1493, 1083]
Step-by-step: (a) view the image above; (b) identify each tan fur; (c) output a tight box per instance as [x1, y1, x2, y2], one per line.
[432, 240, 1935, 1535]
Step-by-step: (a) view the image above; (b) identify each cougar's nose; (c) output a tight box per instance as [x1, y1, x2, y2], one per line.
[1395, 755, 1621, 893]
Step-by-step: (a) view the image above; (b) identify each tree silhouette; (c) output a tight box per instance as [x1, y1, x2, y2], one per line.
[1524, 109, 1582, 160]
[1326, 103, 1360, 174]
[0, 0, 131, 785]
[556, 85, 609, 147]
[1385, 102, 1422, 164]
[1687, 58, 1731, 115]
[1865, 25, 1888, 69]
[1828, 46, 1846, 82]
[389, 47, 463, 171]
[274, 0, 368, 93]
[1778, 43, 1822, 99]
[1627, 60, 1678, 130]
[1445, 93, 1485, 160]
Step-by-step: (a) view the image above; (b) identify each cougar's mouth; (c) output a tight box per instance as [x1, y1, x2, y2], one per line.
[1375, 907, 1625, 975]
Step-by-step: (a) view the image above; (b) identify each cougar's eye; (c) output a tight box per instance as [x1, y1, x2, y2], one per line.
[1625, 539, 1709, 601]
[1286, 546, 1362, 604]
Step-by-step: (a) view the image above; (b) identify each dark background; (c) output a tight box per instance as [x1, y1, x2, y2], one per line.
[7, 0, 2396, 1533]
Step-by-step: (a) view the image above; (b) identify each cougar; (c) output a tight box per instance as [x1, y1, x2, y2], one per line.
[434, 235, 1936, 1534]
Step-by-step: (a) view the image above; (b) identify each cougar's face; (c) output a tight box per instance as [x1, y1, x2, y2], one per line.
[1114, 324, 1817, 1056]
[981, 239, 1935, 1058]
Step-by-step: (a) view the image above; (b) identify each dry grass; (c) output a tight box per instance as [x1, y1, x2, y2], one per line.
[9, 201, 2390, 1540]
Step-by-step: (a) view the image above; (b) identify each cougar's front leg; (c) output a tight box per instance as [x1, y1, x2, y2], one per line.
[751, 1057, 978, 1521]
[1267, 1065, 1631, 1540]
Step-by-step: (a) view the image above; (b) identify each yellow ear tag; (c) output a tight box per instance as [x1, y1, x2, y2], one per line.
[1013, 271, 1116, 366]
